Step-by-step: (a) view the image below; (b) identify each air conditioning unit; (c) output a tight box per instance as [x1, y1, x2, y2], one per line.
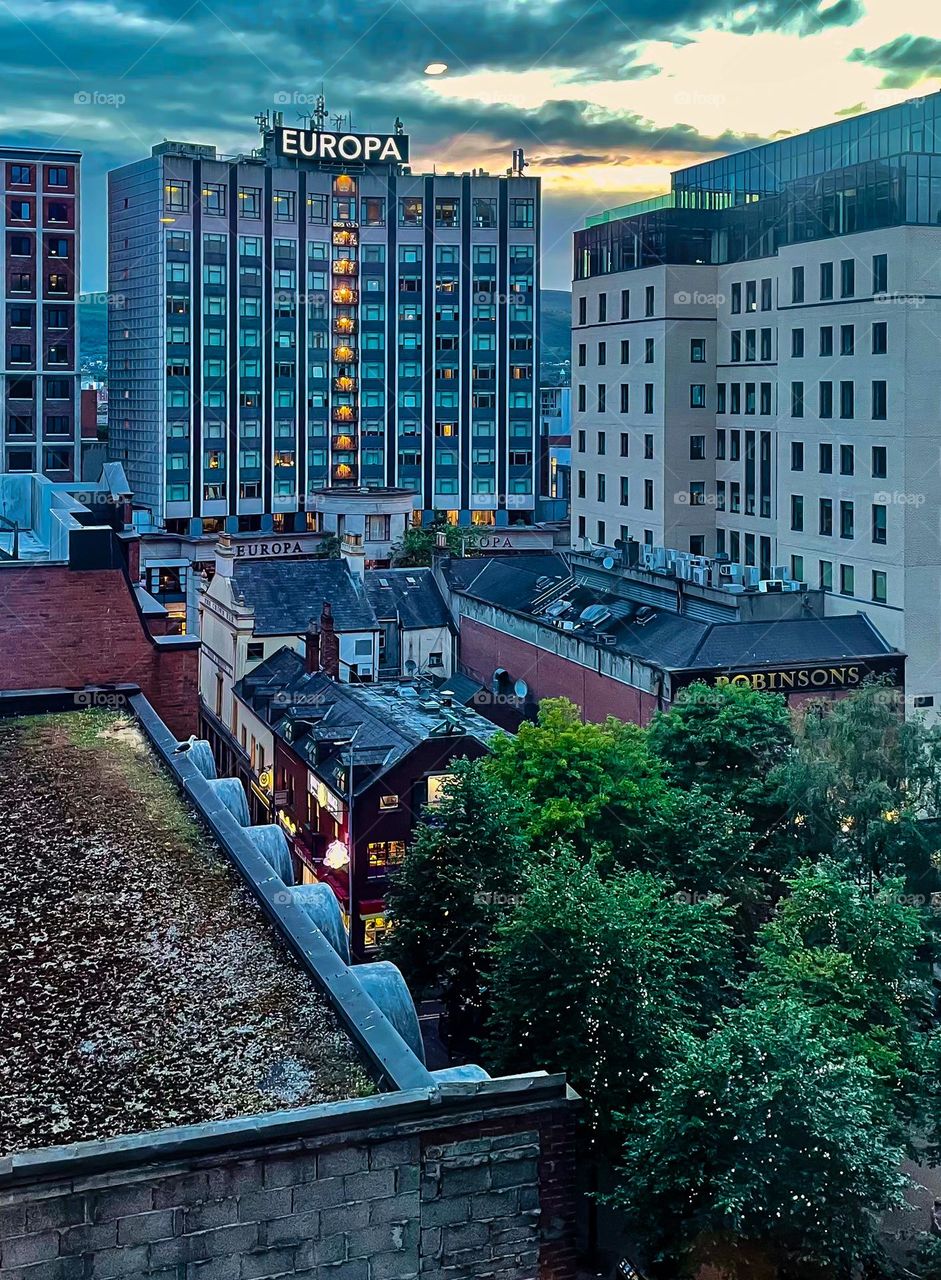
[673, 553, 692, 581]
[771, 565, 789, 579]
[598, 633, 617, 645]
[720, 563, 744, 585]
[743, 567, 761, 589]
[759, 579, 785, 593]
[640, 549, 659, 572]
[690, 566, 710, 586]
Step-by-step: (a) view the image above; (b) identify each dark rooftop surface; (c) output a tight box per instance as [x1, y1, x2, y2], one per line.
[232, 558, 376, 635]
[364, 568, 451, 630]
[448, 555, 896, 672]
[236, 651, 501, 795]
[0, 711, 370, 1156]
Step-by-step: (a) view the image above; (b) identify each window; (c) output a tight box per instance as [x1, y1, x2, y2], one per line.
[689, 435, 706, 460]
[819, 560, 833, 591]
[790, 495, 804, 531]
[644, 338, 654, 364]
[791, 381, 804, 417]
[9, 235, 30, 256]
[872, 381, 887, 420]
[819, 442, 833, 474]
[791, 441, 804, 471]
[819, 498, 833, 536]
[791, 266, 804, 303]
[872, 253, 888, 295]
[620, 384, 629, 413]
[620, 431, 629, 456]
[201, 182, 225, 215]
[690, 338, 706, 362]
[360, 196, 385, 226]
[745, 280, 757, 313]
[690, 384, 706, 408]
[872, 321, 887, 354]
[872, 571, 887, 604]
[791, 328, 804, 357]
[247, 642, 264, 661]
[597, 385, 606, 412]
[840, 381, 854, 419]
[644, 285, 654, 317]
[577, 296, 586, 325]
[840, 564, 855, 596]
[840, 258, 855, 298]
[621, 289, 630, 319]
[597, 430, 606, 455]
[819, 326, 833, 357]
[819, 382, 833, 418]
[9, 200, 30, 221]
[9, 165, 30, 184]
[510, 198, 534, 228]
[731, 282, 742, 313]
[791, 556, 804, 582]
[238, 186, 261, 218]
[644, 479, 653, 509]
[435, 197, 460, 228]
[597, 475, 605, 502]
[472, 197, 496, 227]
[644, 434, 653, 459]
[839, 500, 854, 539]
[598, 293, 607, 322]
[872, 504, 887, 545]
[840, 324, 854, 355]
[619, 476, 629, 505]
[761, 278, 772, 310]
[820, 262, 833, 300]
[307, 192, 327, 223]
[840, 444, 854, 476]
[272, 190, 295, 220]
[598, 342, 606, 365]
[46, 167, 69, 187]
[872, 446, 887, 479]
[164, 180, 189, 213]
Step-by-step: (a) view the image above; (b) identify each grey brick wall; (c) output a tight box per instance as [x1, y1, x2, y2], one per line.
[0, 1098, 572, 1280]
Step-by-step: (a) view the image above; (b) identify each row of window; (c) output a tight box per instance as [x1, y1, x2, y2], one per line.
[788, 495, 887, 543]
[787, 255, 887, 305]
[7, 165, 71, 187]
[5, 447, 72, 471]
[7, 200, 71, 223]
[170, 230, 533, 269]
[164, 180, 535, 229]
[576, 285, 656, 325]
[5, 414, 72, 435]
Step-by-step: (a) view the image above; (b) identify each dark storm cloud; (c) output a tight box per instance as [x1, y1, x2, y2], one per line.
[538, 153, 613, 167]
[849, 36, 941, 90]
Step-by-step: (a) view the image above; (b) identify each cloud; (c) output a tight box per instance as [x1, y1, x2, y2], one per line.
[849, 35, 941, 90]
[537, 153, 613, 167]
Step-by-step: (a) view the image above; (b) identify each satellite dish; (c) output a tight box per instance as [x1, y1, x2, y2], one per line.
[602, 555, 615, 569]
[513, 678, 529, 699]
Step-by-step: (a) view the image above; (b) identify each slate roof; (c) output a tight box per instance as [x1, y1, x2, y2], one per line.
[232, 560, 377, 635]
[234, 649, 501, 795]
[449, 557, 899, 674]
[364, 569, 451, 630]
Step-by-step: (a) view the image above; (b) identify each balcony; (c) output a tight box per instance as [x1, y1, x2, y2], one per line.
[333, 344, 356, 362]
[334, 375, 356, 394]
[332, 259, 358, 276]
[332, 286, 357, 306]
[332, 405, 356, 424]
[332, 462, 357, 483]
[332, 433, 357, 451]
[334, 316, 356, 336]
[332, 229, 358, 247]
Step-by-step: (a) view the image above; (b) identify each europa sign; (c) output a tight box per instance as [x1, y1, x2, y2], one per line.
[277, 128, 409, 164]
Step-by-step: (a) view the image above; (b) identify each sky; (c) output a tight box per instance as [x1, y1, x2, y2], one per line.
[4, 0, 941, 290]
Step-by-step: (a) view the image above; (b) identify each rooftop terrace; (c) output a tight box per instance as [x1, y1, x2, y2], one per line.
[0, 710, 370, 1156]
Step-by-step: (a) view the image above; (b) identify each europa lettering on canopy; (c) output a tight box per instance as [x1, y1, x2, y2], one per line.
[277, 129, 410, 164]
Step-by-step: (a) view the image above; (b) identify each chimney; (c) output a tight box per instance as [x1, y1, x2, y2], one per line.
[214, 531, 237, 578]
[340, 531, 365, 579]
[305, 619, 321, 674]
[320, 601, 340, 680]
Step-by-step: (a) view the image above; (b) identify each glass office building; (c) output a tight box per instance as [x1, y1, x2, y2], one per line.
[109, 125, 539, 535]
[576, 92, 941, 278]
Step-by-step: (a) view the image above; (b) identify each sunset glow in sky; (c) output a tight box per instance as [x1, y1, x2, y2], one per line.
[4, 0, 940, 287]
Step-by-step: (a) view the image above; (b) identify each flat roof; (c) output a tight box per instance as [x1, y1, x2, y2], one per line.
[0, 711, 370, 1157]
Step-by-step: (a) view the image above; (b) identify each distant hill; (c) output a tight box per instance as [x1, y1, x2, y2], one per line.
[80, 291, 573, 384]
[79, 300, 108, 375]
[541, 288, 571, 379]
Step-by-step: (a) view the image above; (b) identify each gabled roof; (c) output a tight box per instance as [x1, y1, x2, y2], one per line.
[232, 559, 377, 635]
[444, 554, 571, 612]
[364, 568, 451, 630]
[234, 648, 501, 794]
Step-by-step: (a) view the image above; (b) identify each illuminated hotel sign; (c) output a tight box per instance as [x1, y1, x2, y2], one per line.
[672, 655, 904, 697]
[277, 129, 409, 164]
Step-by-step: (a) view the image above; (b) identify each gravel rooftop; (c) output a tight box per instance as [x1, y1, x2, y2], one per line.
[0, 710, 371, 1156]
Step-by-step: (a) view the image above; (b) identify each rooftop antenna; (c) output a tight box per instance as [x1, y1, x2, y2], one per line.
[314, 90, 327, 132]
[332, 112, 347, 132]
[394, 116, 405, 136]
[511, 147, 528, 176]
[255, 109, 270, 135]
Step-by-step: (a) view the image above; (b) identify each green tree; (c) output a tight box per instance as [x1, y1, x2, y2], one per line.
[382, 758, 528, 1049]
[486, 849, 734, 1143]
[774, 681, 941, 886]
[391, 519, 481, 567]
[485, 697, 666, 857]
[647, 682, 794, 859]
[748, 862, 930, 1116]
[618, 999, 908, 1280]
